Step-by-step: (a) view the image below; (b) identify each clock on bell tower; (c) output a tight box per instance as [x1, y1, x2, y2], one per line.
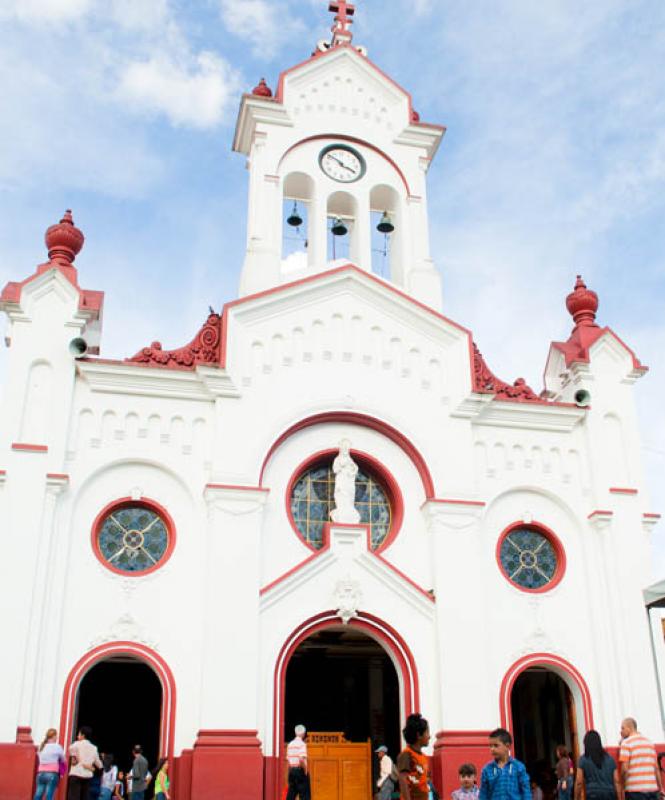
[232, 2, 446, 310]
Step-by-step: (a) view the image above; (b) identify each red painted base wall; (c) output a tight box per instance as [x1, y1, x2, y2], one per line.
[189, 729, 264, 800]
[433, 730, 493, 799]
[0, 729, 37, 800]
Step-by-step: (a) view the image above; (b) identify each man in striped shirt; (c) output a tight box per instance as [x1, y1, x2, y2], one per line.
[286, 724, 310, 800]
[619, 717, 664, 800]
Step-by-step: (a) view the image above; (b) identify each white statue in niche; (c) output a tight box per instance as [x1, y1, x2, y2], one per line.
[330, 439, 360, 524]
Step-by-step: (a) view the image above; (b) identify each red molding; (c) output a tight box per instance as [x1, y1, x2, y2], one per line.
[46, 472, 69, 480]
[0, 470, 5, 475]
[588, 509, 613, 519]
[643, 513, 661, 519]
[609, 487, 638, 495]
[499, 652, 594, 732]
[284, 448, 404, 555]
[59, 641, 176, 761]
[205, 483, 269, 493]
[426, 498, 486, 507]
[90, 496, 176, 578]
[271, 610, 420, 798]
[373, 552, 435, 602]
[11, 443, 48, 452]
[495, 520, 566, 595]
[259, 410, 435, 500]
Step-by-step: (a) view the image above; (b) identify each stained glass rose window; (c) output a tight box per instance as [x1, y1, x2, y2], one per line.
[96, 503, 171, 574]
[290, 459, 392, 551]
[499, 526, 560, 590]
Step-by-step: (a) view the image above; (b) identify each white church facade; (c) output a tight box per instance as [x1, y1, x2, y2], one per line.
[1, 4, 663, 799]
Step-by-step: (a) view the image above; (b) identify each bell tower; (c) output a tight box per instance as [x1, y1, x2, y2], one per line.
[232, 2, 446, 310]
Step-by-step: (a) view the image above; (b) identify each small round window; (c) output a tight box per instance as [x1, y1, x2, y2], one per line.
[94, 501, 173, 575]
[498, 525, 563, 591]
[290, 456, 394, 551]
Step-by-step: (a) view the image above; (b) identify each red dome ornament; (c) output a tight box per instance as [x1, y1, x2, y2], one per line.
[566, 275, 598, 329]
[411, 109, 421, 123]
[252, 78, 273, 98]
[45, 209, 84, 265]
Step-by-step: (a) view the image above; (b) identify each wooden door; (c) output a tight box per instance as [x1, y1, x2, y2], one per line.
[298, 732, 372, 800]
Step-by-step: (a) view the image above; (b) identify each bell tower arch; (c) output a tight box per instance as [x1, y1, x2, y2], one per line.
[232, 4, 446, 310]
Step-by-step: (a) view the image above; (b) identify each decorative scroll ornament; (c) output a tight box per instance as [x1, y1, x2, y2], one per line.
[473, 343, 541, 402]
[128, 311, 221, 369]
[333, 576, 362, 624]
[89, 612, 158, 651]
[330, 439, 360, 524]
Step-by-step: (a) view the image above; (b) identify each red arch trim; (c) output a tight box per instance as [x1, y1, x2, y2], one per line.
[272, 611, 420, 758]
[499, 652, 594, 732]
[259, 411, 435, 500]
[59, 642, 177, 760]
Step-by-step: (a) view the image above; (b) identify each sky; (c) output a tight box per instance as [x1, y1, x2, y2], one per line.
[1, 0, 664, 577]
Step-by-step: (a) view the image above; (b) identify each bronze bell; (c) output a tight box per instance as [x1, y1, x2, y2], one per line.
[331, 217, 348, 236]
[377, 211, 395, 234]
[287, 202, 303, 228]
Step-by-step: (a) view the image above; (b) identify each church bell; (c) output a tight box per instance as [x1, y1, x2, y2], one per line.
[287, 202, 303, 228]
[331, 217, 348, 236]
[377, 211, 395, 234]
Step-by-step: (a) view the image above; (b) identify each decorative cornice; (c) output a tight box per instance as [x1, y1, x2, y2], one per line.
[472, 343, 541, 403]
[452, 396, 585, 432]
[127, 312, 222, 370]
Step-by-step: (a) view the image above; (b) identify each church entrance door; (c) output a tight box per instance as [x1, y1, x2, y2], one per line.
[74, 656, 162, 774]
[511, 668, 578, 799]
[284, 626, 401, 800]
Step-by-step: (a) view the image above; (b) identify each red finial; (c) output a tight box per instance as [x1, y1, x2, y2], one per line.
[45, 209, 84, 265]
[566, 274, 598, 328]
[252, 78, 273, 98]
[329, 0, 355, 46]
[411, 109, 421, 123]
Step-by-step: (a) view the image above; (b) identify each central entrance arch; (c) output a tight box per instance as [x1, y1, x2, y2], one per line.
[272, 611, 419, 800]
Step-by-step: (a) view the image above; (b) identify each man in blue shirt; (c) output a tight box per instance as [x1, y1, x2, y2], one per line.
[480, 729, 531, 800]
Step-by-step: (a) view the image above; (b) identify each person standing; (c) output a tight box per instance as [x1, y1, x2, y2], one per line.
[479, 728, 531, 800]
[619, 718, 664, 800]
[68, 726, 102, 800]
[153, 758, 170, 800]
[33, 728, 66, 800]
[376, 745, 395, 800]
[574, 730, 620, 800]
[286, 724, 310, 800]
[396, 713, 431, 800]
[99, 754, 118, 800]
[128, 745, 149, 800]
[556, 746, 573, 800]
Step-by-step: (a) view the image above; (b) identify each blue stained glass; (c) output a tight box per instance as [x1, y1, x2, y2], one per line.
[98, 505, 169, 573]
[499, 528, 558, 589]
[291, 460, 392, 551]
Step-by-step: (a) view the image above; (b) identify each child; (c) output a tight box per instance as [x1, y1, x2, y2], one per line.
[452, 764, 479, 800]
[113, 771, 125, 799]
[479, 729, 531, 800]
[555, 746, 572, 800]
[396, 713, 431, 800]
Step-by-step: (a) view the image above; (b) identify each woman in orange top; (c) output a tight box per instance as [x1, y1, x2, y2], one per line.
[396, 713, 431, 800]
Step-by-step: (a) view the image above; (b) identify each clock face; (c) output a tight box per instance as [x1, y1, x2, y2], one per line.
[319, 144, 366, 183]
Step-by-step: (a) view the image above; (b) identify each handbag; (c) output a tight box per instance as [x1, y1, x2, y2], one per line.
[58, 760, 67, 778]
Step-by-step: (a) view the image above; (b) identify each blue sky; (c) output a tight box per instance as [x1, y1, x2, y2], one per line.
[1, 0, 664, 577]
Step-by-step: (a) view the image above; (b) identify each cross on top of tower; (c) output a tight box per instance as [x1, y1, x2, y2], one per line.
[329, 0, 355, 46]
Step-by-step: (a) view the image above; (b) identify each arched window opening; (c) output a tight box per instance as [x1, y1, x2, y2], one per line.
[282, 172, 313, 273]
[370, 185, 401, 280]
[327, 191, 357, 263]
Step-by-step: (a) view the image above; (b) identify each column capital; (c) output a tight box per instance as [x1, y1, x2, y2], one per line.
[421, 498, 485, 533]
[587, 509, 613, 532]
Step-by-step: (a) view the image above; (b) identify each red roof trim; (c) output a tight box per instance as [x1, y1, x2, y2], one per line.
[551, 326, 647, 372]
[0, 263, 103, 320]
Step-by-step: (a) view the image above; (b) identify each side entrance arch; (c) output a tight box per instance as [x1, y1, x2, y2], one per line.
[500, 653, 593, 795]
[59, 641, 176, 773]
[270, 611, 420, 800]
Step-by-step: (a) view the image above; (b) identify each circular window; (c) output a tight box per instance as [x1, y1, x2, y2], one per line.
[497, 524, 564, 592]
[288, 453, 399, 551]
[93, 500, 174, 576]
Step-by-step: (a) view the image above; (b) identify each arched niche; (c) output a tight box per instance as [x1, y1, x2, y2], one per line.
[327, 190, 359, 263]
[370, 184, 403, 281]
[282, 171, 314, 272]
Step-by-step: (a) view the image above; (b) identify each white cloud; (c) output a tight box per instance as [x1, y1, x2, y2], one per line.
[0, 0, 92, 23]
[218, 0, 306, 59]
[118, 51, 240, 129]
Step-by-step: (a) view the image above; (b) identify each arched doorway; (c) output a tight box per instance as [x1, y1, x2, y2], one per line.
[60, 642, 176, 776]
[75, 656, 162, 772]
[501, 655, 593, 800]
[272, 611, 418, 800]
